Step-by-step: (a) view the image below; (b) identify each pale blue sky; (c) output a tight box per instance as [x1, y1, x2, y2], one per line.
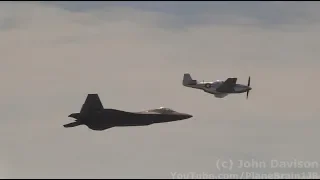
[46, 1, 320, 26]
[0, 1, 320, 178]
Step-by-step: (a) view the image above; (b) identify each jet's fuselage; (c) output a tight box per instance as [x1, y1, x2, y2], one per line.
[68, 108, 192, 131]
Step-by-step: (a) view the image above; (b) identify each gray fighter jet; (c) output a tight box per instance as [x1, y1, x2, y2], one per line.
[183, 73, 252, 99]
[64, 94, 193, 131]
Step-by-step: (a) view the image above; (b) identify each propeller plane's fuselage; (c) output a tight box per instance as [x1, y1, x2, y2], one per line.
[186, 81, 251, 93]
[182, 74, 252, 98]
[184, 81, 251, 98]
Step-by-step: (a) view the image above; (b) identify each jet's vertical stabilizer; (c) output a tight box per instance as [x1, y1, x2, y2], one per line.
[80, 94, 104, 115]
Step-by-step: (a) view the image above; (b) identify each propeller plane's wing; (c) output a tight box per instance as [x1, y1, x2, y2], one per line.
[216, 78, 237, 92]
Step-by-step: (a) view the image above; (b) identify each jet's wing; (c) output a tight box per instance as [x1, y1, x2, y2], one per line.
[216, 78, 237, 92]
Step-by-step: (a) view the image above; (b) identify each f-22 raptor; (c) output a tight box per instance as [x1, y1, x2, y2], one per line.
[64, 94, 193, 131]
[183, 73, 252, 99]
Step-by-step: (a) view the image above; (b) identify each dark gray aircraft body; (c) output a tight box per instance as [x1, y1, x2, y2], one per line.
[64, 94, 193, 131]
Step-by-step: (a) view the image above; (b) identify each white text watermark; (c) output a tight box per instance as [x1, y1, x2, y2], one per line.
[216, 159, 319, 171]
[171, 171, 319, 179]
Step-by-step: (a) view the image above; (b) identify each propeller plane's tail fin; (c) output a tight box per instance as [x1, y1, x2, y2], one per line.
[183, 73, 197, 86]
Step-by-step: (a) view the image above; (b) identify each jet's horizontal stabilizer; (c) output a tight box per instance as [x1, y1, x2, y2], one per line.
[63, 121, 83, 128]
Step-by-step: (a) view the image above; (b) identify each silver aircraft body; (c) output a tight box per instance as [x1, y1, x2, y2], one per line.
[182, 73, 252, 99]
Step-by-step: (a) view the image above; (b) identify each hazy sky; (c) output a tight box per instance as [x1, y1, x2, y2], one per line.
[1, 1, 320, 178]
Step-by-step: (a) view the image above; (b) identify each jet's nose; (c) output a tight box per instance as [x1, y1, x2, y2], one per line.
[248, 87, 252, 91]
[183, 114, 193, 119]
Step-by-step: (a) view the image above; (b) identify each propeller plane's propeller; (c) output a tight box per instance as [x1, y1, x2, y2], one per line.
[246, 76, 251, 99]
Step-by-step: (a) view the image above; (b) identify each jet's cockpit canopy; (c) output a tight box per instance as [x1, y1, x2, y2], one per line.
[146, 107, 177, 114]
[158, 107, 175, 112]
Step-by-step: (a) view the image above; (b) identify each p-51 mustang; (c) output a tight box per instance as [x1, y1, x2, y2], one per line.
[182, 73, 252, 99]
